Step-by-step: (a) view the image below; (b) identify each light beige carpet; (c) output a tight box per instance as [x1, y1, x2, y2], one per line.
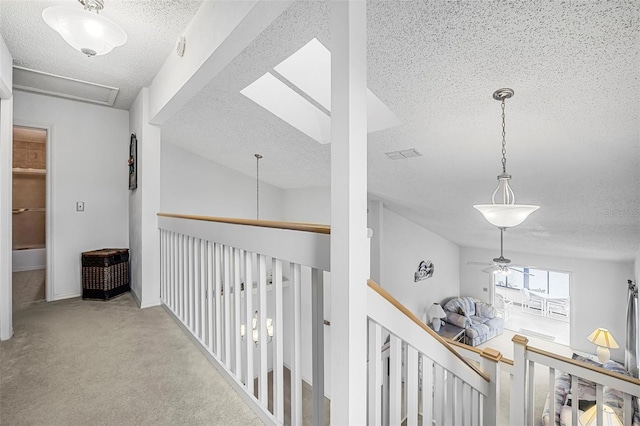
[0, 293, 263, 426]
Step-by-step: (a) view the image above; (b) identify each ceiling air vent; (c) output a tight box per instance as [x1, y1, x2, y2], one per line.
[385, 148, 422, 160]
[13, 66, 119, 107]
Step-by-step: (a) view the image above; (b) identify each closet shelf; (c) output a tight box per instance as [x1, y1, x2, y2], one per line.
[13, 168, 46, 175]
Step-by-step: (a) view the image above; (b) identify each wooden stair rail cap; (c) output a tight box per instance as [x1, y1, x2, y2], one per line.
[157, 213, 330, 234]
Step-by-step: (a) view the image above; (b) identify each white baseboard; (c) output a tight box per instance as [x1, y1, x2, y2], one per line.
[53, 292, 81, 301]
[140, 299, 161, 309]
[130, 288, 142, 307]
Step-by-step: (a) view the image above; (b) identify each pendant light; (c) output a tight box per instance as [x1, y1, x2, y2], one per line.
[474, 88, 539, 228]
[42, 0, 127, 57]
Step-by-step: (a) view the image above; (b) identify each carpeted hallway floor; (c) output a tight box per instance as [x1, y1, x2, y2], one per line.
[0, 293, 263, 426]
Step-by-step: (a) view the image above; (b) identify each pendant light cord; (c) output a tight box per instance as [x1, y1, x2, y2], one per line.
[501, 98, 507, 174]
[255, 154, 262, 220]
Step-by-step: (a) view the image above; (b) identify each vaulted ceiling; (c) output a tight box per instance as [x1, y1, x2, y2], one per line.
[2, 1, 639, 262]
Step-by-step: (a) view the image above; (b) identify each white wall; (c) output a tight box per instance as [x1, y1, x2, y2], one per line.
[460, 246, 633, 361]
[14, 91, 129, 300]
[376, 206, 461, 321]
[160, 141, 284, 220]
[0, 34, 13, 340]
[282, 186, 331, 224]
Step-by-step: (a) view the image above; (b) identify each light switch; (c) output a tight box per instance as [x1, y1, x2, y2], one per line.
[76, 201, 84, 212]
[483, 287, 488, 292]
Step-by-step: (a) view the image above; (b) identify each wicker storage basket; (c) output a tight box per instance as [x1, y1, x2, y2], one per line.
[81, 248, 130, 300]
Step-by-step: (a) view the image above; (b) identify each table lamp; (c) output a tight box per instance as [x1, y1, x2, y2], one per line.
[428, 303, 446, 332]
[578, 404, 622, 426]
[587, 328, 619, 363]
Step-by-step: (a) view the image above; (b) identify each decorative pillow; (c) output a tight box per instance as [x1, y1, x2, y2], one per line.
[602, 360, 633, 421]
[445, 312, 471, 329]
[475, 302, 496, 319]
[457, 307, 468, 316]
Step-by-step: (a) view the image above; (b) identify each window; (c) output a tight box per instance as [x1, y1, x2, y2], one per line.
[495, 267, 570, 297]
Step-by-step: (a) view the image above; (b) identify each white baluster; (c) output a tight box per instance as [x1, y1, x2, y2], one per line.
[596, 383, 604, 426]
[528, 360, 535, 426]
[291, 263, 302, 426]
[422, 356, 433, 426]
[214, 243, 222, 357]
[311, 267, 325, 426]
[434, 364, 444, 426]
[244, 251, 254, 394]
[447, 372, 455, 426]
[406, 345, 419, 426]
[193, 238, 200, 338]
[258, 254, 268, 406]
[368, 321, 382, 426]
[234, 248, 242, 378]
[471, 388, 480, 426]
[200, 239, 206, 342]
[172, 232, 177, 313]
[623, 392, 632, 426]
[389, 335, 402, 426]
[191, 237, 197, 331]
[181, 234, 186, 322]
[223, 245, 231, 367]
[571, 373, 578, 426]
[273, 258, 284, 422]
[206, 241, 214, 352]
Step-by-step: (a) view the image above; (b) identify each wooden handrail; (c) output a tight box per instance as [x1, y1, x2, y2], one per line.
[157, 213, 331, 234]
[367, 279, 491, 382]
[527, 345, 640, 387]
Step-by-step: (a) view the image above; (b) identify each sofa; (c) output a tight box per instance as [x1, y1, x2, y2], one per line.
[442, 296, 504, 346]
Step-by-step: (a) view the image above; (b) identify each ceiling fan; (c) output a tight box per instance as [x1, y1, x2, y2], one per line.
[467, 229, 533, 276]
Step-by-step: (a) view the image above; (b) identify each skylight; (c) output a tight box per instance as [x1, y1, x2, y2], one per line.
[241, 38, 401, 144]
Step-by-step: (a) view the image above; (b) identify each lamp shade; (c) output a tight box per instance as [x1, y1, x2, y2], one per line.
[587, 328, 619, 349]
[42, 6, 127, 56]
[473, 204, 540, 228]
[428, 303, 446, 319]
[578, 404, 622, 426]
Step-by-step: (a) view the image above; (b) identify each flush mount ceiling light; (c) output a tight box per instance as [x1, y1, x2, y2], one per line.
[42, 0, 127, 57]
[474, 88, 539, 228]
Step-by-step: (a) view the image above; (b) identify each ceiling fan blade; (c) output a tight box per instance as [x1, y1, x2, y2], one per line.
[481, 267, 496, 274]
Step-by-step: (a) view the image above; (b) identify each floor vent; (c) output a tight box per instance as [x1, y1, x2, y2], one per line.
[13, 66, 119, 107]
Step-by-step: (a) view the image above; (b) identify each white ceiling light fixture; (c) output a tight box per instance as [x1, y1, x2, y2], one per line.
[474, 88, 540, 228]
[42, 0, 127, 57]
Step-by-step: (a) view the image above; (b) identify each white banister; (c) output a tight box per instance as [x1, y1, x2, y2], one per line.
[158, 214, 330, 426]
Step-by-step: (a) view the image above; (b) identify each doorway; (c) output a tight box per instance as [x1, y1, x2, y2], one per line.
[12, 126, 47, 311]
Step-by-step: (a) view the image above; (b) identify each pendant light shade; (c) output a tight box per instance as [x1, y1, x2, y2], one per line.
[474, 89, 539, 228]
[42, 2, 127, 57]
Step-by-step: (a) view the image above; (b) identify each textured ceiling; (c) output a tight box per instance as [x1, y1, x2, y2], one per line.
[162, 0, 640, 262]
[1, 1, 638, 262]
[0, 0, 203, 109]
